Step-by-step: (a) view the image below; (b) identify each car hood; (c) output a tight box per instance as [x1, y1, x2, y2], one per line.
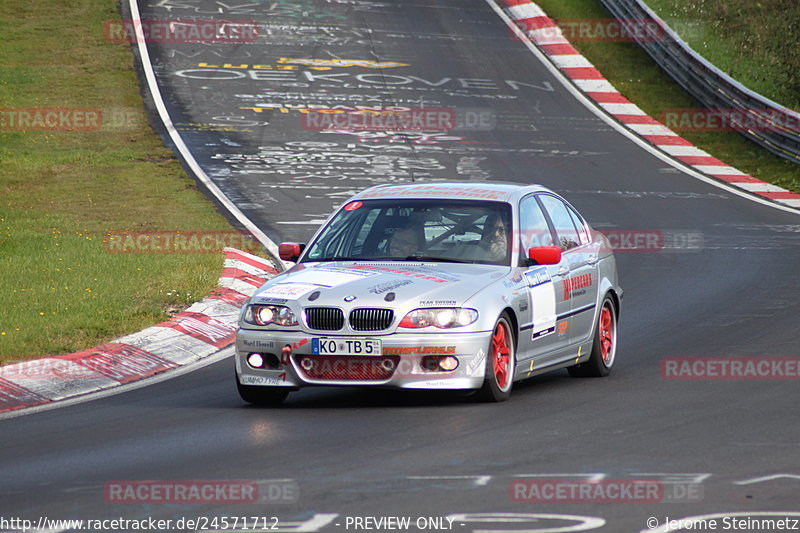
[251, 261, 510, 308]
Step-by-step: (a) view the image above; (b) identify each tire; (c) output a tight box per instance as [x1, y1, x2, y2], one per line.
[477, 314, 516, 402]
[236, 374, 290, 405]
[568, 295, 617, 378]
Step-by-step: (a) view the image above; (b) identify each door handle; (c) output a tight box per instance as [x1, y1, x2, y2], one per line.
[588, 254, 598, 265]
[556, 266, 569, 277]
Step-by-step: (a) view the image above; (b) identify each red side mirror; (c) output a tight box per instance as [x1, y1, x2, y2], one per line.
[279, 242, 304, 262]
[528, 246, 562, 265]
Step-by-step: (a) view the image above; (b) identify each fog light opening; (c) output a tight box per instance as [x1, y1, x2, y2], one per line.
[300, 357, 314, 371]
[247, 353, 264, 369]
[421, 355, 459, 372]
[264, 353, 281, 369]
[439, 356, 459, 371]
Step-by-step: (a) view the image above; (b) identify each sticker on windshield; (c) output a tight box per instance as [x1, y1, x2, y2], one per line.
[525, 267, 556, 340]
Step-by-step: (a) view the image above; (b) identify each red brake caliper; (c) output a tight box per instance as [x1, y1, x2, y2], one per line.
[492, 323, 510, 388]
[600, 306, 613, 363]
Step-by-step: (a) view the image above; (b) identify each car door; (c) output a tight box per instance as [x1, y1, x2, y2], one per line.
[538, 194, 599, 351]
[516, 195, 571, 364]
[563, 203, 601, 346]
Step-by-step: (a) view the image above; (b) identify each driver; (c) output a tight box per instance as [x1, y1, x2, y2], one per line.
[480, 212, 509, 261]
[387, 224, 422, 257]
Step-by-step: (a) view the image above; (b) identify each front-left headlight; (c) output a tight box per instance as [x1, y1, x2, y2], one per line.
[398, 308, 478, 329]
[244, 304, 298, 326]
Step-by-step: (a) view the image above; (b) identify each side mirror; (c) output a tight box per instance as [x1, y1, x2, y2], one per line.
[279, 242, 305, 262]
[527, 246, 562, 265]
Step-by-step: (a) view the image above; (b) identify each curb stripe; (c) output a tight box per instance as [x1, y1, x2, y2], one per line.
[674, 155, 727, 166]
[540, 43, 580, 56]
[220, 268, 266, 287]
[761, 192, 800, 200]
[586, 92, 629, 104]
[0, 378, 50, 412]
[551, 55, 594, 69]
[642, 135, 692, 146]
[712, 175, 764, 183]
[207, 287, 250, 306]
[562, 67, 605, 79]
[617, 115, 664, 124]
[224, 248, 279, 274]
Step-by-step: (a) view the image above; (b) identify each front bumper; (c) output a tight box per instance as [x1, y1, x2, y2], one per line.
[235, 328, 492, 390]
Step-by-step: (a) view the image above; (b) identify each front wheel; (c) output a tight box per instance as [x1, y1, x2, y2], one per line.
[568, 295, 617, 378]
[236, 375, 290, 405]
[477, 314, 516, 402]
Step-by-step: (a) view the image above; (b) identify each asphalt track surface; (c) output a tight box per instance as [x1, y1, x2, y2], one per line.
[2, 0, 800, 531]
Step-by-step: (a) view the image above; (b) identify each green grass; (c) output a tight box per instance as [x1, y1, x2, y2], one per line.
[646, 0, 800, 110]
[534, 0, 800, 193]
[0, 0, 257, 362]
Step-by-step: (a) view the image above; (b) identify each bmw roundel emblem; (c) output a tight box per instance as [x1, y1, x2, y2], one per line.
[344, 295, 357, 302]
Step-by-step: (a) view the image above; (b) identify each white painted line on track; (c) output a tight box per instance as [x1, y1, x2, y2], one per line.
[126, 0, 285, 267]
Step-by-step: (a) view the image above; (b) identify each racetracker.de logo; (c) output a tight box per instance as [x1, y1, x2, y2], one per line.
[661, 108, 800, 133]
[662, 357, 800, 380]
[104, 480, 298, 504]
[599, 229, 703, 253]
[509, 479, 702, 503]
[512, 18, 665, 42]
[301, 108, 457, 132]
[105, 19, 259, 44]
[103, 231, 259, 254]
[0, 108, 101, 131]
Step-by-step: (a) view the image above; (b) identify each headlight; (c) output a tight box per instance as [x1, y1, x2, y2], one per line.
[398, 308, 478, 329]
[245, 304, 298, 326]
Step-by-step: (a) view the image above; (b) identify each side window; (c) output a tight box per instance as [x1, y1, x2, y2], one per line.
[519, 196, 554, 250]
[566, 205, 590, 246]
[539, 195, 581, 250]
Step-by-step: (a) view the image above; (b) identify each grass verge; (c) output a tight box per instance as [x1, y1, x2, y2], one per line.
[534, 0, 800, 193]
[647, 0, 800, 110]
[0, 0, 253, 362]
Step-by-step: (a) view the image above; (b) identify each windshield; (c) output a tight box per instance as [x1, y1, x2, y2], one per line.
[302, 199, 513, 265]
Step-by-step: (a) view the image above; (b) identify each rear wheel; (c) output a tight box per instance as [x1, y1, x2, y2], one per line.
[236, 374, 290, 405]
[568, 295, 617, 377]
[478, 314, 515, 402]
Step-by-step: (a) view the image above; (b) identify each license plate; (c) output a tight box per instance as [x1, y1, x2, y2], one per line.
[312, 338, 382, 356]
